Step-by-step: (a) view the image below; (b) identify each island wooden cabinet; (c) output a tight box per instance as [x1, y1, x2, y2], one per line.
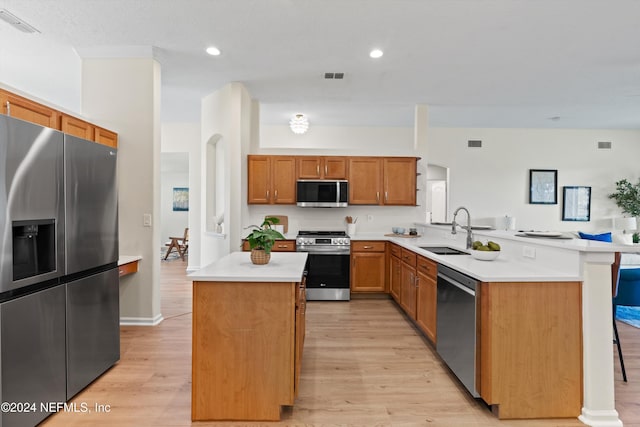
[348, 157, 417, 205]
[415, 255, 437, 343]
[350, 241, 386, 292]
[0, 89, 59, 129]
[477, 281, 582, 419]
[247, 155, 296, 204]
[192, 279, 305, 421]
[242, 239, 296, 252]
[399, 248, 417, 318]
[389, 244, 402, 302]
[297, 156, 347, 179]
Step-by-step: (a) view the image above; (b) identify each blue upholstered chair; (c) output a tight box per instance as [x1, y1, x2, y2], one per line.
[613, 262, 640, 382]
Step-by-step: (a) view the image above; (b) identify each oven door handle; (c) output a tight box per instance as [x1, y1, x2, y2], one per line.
[297, 248, 350, 255]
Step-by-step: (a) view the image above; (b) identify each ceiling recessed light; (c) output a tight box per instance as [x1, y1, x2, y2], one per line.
[206, 46, 221, 56]
[369, 49, 383, 59]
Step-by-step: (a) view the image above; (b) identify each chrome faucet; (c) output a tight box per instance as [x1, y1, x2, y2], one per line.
[451, 206, 473, 249]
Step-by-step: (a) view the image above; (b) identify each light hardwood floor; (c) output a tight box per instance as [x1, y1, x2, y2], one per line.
[43, 258, 640, 427]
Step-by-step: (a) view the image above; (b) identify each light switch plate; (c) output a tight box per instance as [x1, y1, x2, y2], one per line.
[143, 213, 152, 227]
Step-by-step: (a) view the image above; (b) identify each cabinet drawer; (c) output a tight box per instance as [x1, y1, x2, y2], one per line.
[400, 248, 417, 267]
[351, 241, 385, 252]
[119, 261, 139, 277]
[417, 256, 437, 280]
[273, 240, 296, 252]
[389, 244, 402, 258]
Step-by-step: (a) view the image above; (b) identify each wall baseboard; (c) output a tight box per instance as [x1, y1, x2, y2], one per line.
[120, 313, 164, 326]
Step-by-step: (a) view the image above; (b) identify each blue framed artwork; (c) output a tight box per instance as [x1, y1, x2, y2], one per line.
[172, 187, 189, 211]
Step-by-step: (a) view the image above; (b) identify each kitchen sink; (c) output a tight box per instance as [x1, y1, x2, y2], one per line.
[419, 246, 469, 255]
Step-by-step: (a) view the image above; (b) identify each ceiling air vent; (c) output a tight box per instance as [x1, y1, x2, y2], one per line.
[468, 140, 482, 148]
[598, 141, 612, 149]
[324, 72, 345, 79]
[0, 9, 40, 33]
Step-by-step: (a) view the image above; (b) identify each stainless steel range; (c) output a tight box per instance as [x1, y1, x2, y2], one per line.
[296, 231, 351, 301]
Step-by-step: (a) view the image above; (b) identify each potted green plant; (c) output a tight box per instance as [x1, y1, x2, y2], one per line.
[609, 179, 640, 243]
[244, 216, 285, 264]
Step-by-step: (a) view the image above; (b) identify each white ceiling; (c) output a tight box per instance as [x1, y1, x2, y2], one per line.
[2, 0, 640, 128]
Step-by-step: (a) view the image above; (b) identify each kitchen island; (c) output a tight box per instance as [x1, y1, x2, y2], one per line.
[188, 251, 308, 421]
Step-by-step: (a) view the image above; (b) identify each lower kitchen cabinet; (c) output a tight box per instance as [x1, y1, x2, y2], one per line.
[242, 239, 296, 252]
[351, 241, 386, 292]
[415, 255, 437, 343]
[478, 281, 582, 419]
[389, 244, 402, 302]
[399, 248, 417, 317]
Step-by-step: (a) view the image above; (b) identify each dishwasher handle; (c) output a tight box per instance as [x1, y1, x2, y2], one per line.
[438, 272, 476, 297]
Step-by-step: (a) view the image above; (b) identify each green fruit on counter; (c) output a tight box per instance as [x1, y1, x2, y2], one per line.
[487, 241, 501, 251]
[472, 241, 483, 250]
[476, 245, 490, 251]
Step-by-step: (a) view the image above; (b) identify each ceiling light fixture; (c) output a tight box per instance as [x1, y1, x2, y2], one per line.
[289, 113, 309, 134]
[0, 9, 40, 33]
[369, 49, 384, 59]
[206, 46, 221, 56]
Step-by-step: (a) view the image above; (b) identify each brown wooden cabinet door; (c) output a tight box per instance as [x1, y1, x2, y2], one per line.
[271, 156, 296, 204]
[400, 262, 417, 318]
[416, 256, 437, 343]
[94, 126, 118, 148]
[389, 254, 401, 302]
[248, 155, 271, 204]
[383, 157, 417, 205]
[61, 114, 95, 140]
[294, 281, 306, 397]
[323, 157, 347, 179]
[348, 157, 382, 205]
[297, 157, 322, 179]
[0, 90, 59, 129]
[351, 250, 386, 292]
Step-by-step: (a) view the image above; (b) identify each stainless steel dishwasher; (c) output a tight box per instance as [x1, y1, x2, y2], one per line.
[436, 264, 480, 397]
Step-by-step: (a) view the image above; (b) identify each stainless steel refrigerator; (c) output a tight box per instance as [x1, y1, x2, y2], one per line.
[63, 134, 119, 400]
[0, 115, 120, 427]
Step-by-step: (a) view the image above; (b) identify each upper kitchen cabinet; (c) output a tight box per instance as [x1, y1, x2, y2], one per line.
[348, 157, 383, 204]
[247, 155, 296, 205]
[94, 126, 118, 148]
[383, 157, 417, 205]
[297, 156, 347, 180]
[61, 114, 94, 141]
[0, 89, 59, 129]
[348, 156, 418, 205]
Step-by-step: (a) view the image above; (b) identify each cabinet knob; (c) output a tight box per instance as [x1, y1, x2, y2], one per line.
[385, 191, 388, 203]
[363, 246, 373, 249]
[5, 101, 10, 116]
[275, 189, 278, 200]
[325, 165, 328, 175]
[317, 165, 320, 175]
[266, 190, 270, 201]
[376, 192, 380, 203]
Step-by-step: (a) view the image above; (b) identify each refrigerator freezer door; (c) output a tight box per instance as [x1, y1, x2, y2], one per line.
[66, 267, 120, 399]
[0, 116, 64, 292]
[0, 284, 67, 426]
[64, 135, 118, 274]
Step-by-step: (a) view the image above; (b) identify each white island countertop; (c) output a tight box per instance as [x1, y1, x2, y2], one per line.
[188, 251, 308, 282]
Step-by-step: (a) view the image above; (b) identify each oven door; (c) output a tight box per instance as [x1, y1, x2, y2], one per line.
[304, 252, 350, 301]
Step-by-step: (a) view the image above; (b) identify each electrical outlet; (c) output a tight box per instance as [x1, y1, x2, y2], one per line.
[523, 246, 536, 258]
[143, 213, 152, 227]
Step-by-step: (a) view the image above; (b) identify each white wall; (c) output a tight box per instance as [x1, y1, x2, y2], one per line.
[257, 124, 640, 234]
[82, 57, 162, 325]
[0, 26, 81, 113]
[428, 127, 640, 232]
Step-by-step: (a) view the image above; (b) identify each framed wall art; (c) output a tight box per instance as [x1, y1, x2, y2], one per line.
[529, 169, 557, 204]
[172, 187, 189, 211]
[562, 186, 591, 221]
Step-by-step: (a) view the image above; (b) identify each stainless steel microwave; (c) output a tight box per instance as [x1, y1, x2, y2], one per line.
[296, 180, 348, 208]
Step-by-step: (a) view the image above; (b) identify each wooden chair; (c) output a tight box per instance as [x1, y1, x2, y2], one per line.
[164, 228, 189, 261]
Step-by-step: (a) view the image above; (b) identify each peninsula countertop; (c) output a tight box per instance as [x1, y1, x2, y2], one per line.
[188, 251, 308, 282]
